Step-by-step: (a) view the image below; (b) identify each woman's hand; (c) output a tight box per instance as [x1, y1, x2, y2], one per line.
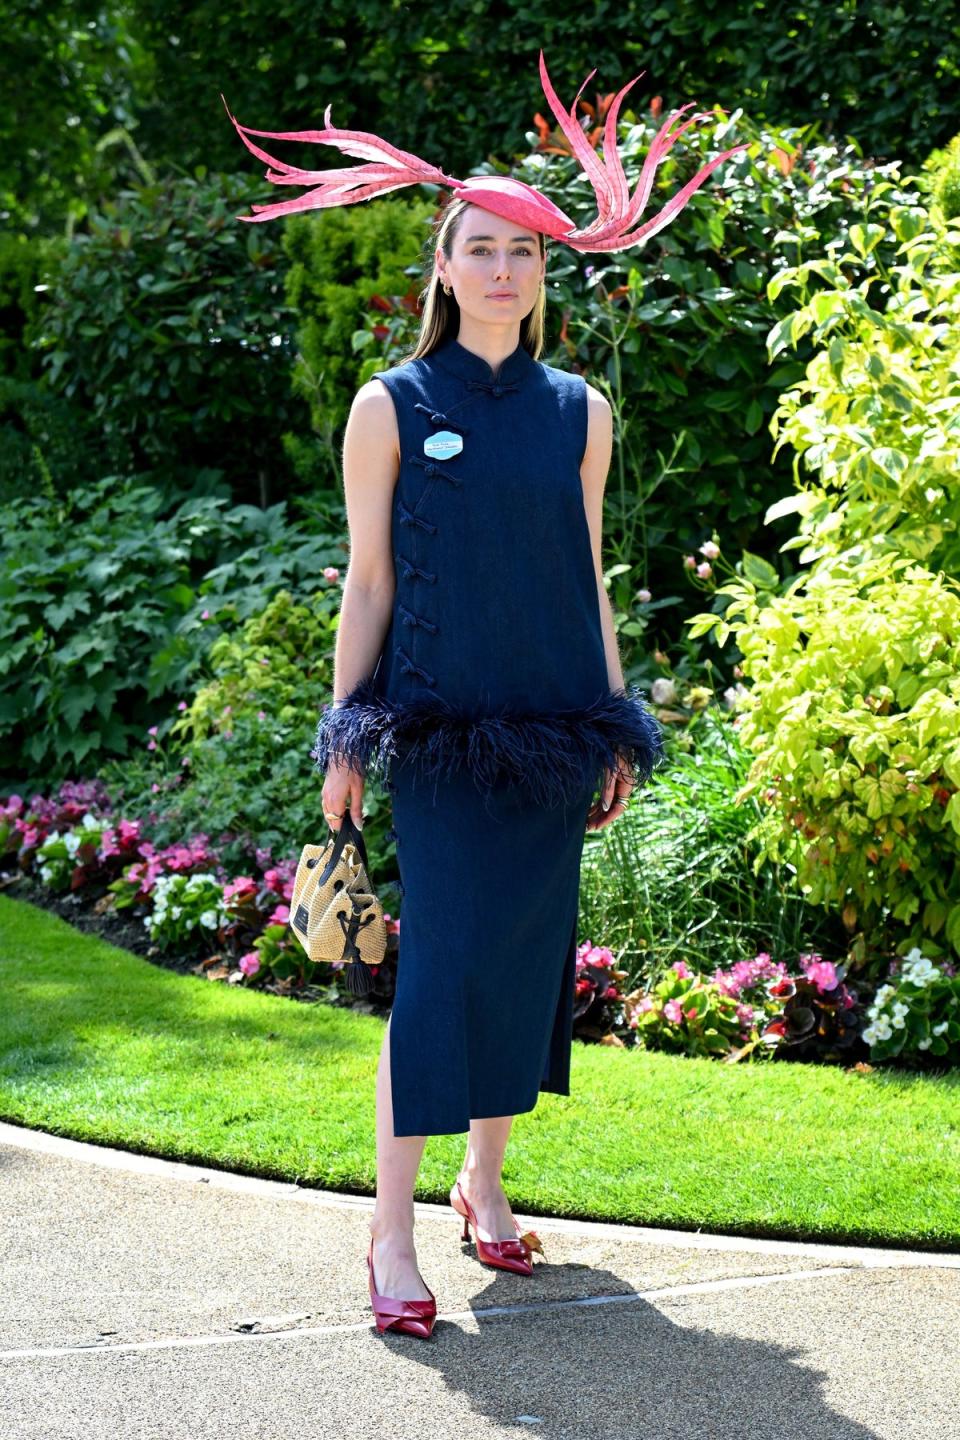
[322, 756, 366, 832]
[585, 751, 636, 832]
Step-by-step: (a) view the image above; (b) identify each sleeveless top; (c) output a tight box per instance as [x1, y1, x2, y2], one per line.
[312, 334, 665, 807]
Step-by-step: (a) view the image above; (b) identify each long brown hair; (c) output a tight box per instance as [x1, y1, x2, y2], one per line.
[399, 197, 547, 366]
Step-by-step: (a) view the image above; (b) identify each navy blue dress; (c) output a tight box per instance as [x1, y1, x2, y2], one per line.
[313, 334, 665, 1136]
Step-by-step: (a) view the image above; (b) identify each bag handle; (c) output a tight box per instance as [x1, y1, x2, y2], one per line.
[315, 810, 371, 885]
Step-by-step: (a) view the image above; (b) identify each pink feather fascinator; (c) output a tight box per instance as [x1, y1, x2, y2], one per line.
[221, 50, 749, 254]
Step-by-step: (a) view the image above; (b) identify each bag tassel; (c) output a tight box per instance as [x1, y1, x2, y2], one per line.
[342, 957, 373, 997]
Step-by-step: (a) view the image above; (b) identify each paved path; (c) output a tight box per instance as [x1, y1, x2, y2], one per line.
[1, 1120, 958, 1439]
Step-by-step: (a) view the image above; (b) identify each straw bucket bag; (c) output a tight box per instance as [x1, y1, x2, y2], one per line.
[289, 813, 387, 996]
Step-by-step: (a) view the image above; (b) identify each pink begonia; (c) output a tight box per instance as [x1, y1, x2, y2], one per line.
[151, 783, 160, 793]
[604, 985, 618, 1000]
[148, 725, 158, 736]
[268, 904, 290, 926]
[262, 866, 295, 900]
[696, 561, 713, 579]
[684, 1006, 699, 1022]
[683, 555, 697, 569]
[672, 960, 692, 979]
[663, 999, 684, 1024]
[736, 1003, 754, 1026]
[700, 540, 720, 559]
[239, 952, 260, 977]
[201, 609, 210, 619]
[223, 876, 258, 904]
[147, 740, 157, 751]
[800, 954, 838, 993]
[638, 996, 654, 1013]
[177, 700, 188, 711]
[323, 566, 340, 581]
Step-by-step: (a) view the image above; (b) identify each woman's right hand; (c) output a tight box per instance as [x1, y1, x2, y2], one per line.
[322, 756, 366, 833]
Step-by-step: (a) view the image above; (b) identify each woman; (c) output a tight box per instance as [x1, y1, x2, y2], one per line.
[223, 51, 745, 1340]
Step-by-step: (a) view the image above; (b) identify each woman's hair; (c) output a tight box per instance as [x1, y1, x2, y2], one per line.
[399, 197, 547, 366]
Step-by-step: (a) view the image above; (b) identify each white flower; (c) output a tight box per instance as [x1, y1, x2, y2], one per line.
[199, 910, 219, 929]
[650, 678, 677, 706]
[82, 813, 99, 830]
[171, 905, 182, 918]
[932, 1020, 949, 1037]
[917, 1037, 932, 1049]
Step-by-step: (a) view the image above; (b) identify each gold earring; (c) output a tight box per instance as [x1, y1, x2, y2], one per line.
[442, 281, 452, 296]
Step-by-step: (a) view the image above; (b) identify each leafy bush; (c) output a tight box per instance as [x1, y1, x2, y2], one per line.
[27, 169, 300, 506]
[0, 478, 345, 784]
[693, 554, 960, 971]
[763, 198, 960, 578]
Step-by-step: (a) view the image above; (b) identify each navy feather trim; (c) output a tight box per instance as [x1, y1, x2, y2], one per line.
[311, 675, 667, 808]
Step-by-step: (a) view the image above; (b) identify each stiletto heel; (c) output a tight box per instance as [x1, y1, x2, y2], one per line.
[367, 1237, 437, 1338]
[449, 1178, 543, 1276]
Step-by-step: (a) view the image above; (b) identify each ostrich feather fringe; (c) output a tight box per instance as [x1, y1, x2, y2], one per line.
[311, 676, 667, 809]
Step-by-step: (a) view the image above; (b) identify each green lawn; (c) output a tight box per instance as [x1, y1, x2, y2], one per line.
[2, 892, 958, 1249]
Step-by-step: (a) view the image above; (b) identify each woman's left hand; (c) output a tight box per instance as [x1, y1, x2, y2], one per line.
[586, 751, 636, 831]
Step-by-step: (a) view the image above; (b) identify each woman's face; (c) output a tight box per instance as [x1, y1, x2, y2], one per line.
[437, 205, 545, 325]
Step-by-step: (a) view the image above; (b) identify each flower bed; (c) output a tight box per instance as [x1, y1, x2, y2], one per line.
[2, 782, 958, 1069]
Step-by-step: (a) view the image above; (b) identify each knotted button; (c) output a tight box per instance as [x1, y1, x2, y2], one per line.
[492, 384, 503, 397]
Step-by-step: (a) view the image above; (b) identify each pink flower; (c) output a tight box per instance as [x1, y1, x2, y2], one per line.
[224, 876, 258, 904]
[638, 995, 654, 1013]
[700, 540, 720, 560]
[148, 725, 158, 736]
[696, 561, 713, 579]
[683, 555, 697, 570]
[151, 783, 160, 793]
[239, 951, 261, 977]
[323, 566, 340, 582]
[268, 904, 290, 926]
[201, 609, 210, 620]
[637, 588, 652, 603]
[672, 960, 692, 979]
[257, 711, 266, 721]
[147, 740, 157, 751]
[800, 955, 838, 993]
[664, 999, 684, 1024]
[177, 700, 188, 711]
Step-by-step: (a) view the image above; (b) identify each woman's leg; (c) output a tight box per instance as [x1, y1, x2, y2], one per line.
[451, 1115, 526, 1242]
[367, 1013, 433, 1300]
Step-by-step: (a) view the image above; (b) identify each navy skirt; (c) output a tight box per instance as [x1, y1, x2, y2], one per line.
[387, 762, 596, 1137]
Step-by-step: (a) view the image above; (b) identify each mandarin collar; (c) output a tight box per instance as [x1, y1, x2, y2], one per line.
[430, 336, 536, 387]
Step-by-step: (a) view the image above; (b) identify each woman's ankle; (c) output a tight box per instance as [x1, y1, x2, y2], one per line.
[368, 1210, 416, 1242]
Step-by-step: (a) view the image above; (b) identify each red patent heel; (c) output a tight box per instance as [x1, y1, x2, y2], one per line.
[450, 1177, 543, 1276]
[367, 1237, 437, 1338]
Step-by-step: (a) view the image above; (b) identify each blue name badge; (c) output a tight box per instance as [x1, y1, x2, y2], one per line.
[424, 430, 464, 461]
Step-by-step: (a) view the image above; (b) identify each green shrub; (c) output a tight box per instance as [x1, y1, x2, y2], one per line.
[0, 479, 344, 783]
[692, 553, 960, 972]
[763, 197, 960, 578]
[26, 169, 301, 506]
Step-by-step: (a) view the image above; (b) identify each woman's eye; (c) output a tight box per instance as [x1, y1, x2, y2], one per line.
[471, 247, 533, 256]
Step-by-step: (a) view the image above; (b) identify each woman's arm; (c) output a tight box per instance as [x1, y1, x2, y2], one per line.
[329, 378, 399, 701]
[579, 384, 625, 692]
